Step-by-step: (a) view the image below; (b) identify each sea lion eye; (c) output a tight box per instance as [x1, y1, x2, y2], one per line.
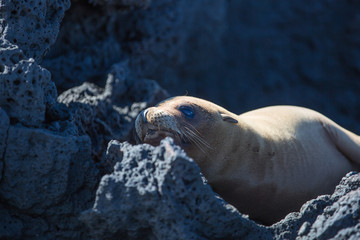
[179, 106, 195, 119]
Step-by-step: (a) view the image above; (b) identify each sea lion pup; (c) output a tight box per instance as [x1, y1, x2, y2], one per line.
[134, 96, 360, 225]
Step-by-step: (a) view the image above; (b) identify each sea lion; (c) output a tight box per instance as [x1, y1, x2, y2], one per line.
[134, 96, 360, 225]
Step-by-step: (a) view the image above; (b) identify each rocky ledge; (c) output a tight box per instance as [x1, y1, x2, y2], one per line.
[0, 0, 359, 239]
[80, 138, 360, 240]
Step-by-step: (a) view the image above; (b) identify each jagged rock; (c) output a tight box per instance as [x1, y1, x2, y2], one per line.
[294, 173, 360, 240]
[43, 37, 123, 91]
[80, 138, 271, 240]
[298, 190, 360, 239]
[1, 0, 70, 61]
[0, 40, 57, 127]
[0, 123, 100, 239]
[81, 138, 360, 240]
[1, 0, 359, 239]
[58, 62, 168, 168]
[43, 0, 226, 93]
[0, 0, 70, 126]
[0, 126, 91, 213]
[271, 172, 360, 240]
[0, 1, 103, 239]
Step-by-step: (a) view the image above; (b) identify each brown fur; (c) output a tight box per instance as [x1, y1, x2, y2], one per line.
[135, 96, 360, 225]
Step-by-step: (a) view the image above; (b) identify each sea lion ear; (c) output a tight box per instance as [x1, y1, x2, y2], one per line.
[220, 113, 238, 123]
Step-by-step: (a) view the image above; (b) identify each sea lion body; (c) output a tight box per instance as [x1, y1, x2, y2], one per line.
[135, 96, 360, 224]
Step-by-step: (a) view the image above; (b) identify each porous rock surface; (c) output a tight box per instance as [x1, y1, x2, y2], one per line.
[0, 39, 57, 127]
[43, 0, 226, 92]
[1, 0, 70, 61]
[58, 61, 168, 168]
[81, 139, 360, 240]
[80, 138, 271, 240]
[1, 0, 360, 239]
[0, 0, 99, 239]
[272, 172, 360, 240]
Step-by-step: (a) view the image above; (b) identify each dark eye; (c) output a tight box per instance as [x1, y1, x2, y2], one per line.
[179, 106, 195, 119]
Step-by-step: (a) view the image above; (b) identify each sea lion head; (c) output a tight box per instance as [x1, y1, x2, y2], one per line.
[135, 96, 239, 163]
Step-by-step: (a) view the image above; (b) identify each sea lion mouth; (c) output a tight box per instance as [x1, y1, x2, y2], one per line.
[144, 127, 174, 142]
[140, 125, 190, 146]
[141, 126, 180, 146]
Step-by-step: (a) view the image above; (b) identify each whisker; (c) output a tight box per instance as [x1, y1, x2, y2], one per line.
[185, 122, 207, 139]
[183, 131, 208, 154]
[184, 126, 213, 150]
[183, 123, 213, 149]
[182, 127, 213, 155]
[186, 129, 212, 152]
[185, 130, 209, 150]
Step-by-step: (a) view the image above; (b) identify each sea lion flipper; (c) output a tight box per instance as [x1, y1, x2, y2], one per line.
[323, 121, 360, 165]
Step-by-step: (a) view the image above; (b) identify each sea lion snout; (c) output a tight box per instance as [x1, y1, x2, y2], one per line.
[135, 107, 181, 146]
[141, 109, 148, 123]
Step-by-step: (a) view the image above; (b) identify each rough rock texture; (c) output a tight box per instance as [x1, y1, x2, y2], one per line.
[1, 0, 70, 61]
[58, 61, 168, 168]
[80, 138, 271, 240]
[0, 0, 65, 126]
[1, 0, 360, 239]
[0, 39, 57, 127]
[43, 0, 226, 92]
[271, 172, 360, 240]
[81, 139, 360, 240]
[0, 127, 99, 239]
[0, 0, 100, 239]
[0, 126, 91, 213]
[298, 190, 360, 240]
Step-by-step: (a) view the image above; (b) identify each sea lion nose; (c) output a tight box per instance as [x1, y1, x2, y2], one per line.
[142, 109, 149, 123]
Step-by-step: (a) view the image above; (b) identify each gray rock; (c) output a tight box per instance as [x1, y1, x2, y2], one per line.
[81, 138, 360, 240]
[0, 1, 102, 239]
[0, 206, 24, 239]
[0, 0, 359, 239]
[0, 40, 57, 127]
[331, 223, 360, 240]
[43, 37, 123, 91]
[58, 62, 168, 169]
[1, 0, 70, 61]
[0, 0, 70, 126]
[294, 173, 360, 240]
[271, 172, 360, 240]
[0, 125, 92, 214]
[81, 138, 271, 240]
[0, 123, 100, 239]
[0, 108, 10, 174]
[300, 190, 360, 239]
[43, 0, 226, 93]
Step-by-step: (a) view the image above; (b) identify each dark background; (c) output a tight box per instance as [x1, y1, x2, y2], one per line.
[44, 0, 360, 133]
